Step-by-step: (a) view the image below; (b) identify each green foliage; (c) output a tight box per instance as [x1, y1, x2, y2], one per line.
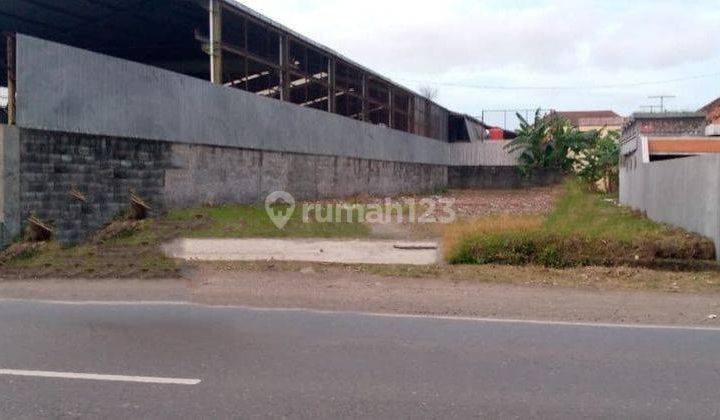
[575, 130, 620, 192]
[504, 110, 603, 178]
[503, 110, 552, 176]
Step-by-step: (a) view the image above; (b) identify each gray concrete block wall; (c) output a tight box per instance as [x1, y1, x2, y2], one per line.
[620, 153, 720, 258]
[0, 125, 21, 245]
[9, 128, 447, 244]
[164, 143, 447, 209]
[16, 129, 172, 244]
[449, 141, 519, 167]
[164, 145, 262, 207]
[448, 166, 564, 189]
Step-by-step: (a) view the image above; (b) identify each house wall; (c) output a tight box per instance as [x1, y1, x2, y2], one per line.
[620, 146, 720, 258]
[578, 124, 622, 133]
[623, 116, 707, 139]
[704, 100, 720, 124]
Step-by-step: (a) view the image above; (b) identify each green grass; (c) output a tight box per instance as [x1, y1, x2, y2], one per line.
[544, 181, 666, 242]
[165, 203, 370, 239]
[447, 180, 716, 268]
[1, 201, 373, 277]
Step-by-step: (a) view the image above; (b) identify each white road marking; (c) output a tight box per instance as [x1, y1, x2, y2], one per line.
[213, 304, 720, 332]
[0, 369, 201, 385]
[2, 298, 720, 332]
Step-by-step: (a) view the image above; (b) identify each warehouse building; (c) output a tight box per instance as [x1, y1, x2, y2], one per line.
[0, 0, 487, 142]
[0, 0, 520, 244]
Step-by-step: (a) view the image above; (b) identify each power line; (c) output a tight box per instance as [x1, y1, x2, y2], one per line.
[648, 95, 676, 112]
[396, 71, 720, 91]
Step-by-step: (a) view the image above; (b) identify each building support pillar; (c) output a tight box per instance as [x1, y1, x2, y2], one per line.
[209, 0, 222, 84]
[327, 58, 336, 113]
[279, 35, 290, 101]
[361, 74, 368, 122]
[388, 89, 394, 128]
[6, 33, 16, 125]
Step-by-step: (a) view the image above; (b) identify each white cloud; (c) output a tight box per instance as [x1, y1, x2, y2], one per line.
[235, 0, 720, 119]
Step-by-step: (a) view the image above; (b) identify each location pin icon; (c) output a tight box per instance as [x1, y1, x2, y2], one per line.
[265, 191, 296, 230]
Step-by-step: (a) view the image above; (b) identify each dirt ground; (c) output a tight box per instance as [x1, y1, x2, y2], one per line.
[2, 265, 720, 327]
[188, 267, 720, 326]
[3, 184, 720, 326]
[440, 187, 561, 217]
[331, 186, 561, 218]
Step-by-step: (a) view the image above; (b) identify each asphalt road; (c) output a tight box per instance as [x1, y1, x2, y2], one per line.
[1, 300, 719, 419]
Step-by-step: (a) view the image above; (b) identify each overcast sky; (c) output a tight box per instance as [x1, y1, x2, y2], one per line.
[238, 0, 720, 125]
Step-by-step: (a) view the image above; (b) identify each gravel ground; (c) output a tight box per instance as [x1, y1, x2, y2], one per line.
[188, 267, 720, 326]
[3, 266, 719, 327]
[441, 187, 561, 218]
[314, 186, 561, 218]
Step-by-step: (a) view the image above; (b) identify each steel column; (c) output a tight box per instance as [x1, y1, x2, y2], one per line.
[209, 0, 222, 84]
[388, 89, 393, 128]
[361, 74, 368, 122]
[6, 33, 15, 125]
[328, 58, 336, 113]
[279, 35, 290, 101]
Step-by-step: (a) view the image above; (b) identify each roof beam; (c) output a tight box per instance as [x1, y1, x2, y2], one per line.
[254, 71, 329, 96]
[298, 89, 353, 107]
[224, 71, 270, 87]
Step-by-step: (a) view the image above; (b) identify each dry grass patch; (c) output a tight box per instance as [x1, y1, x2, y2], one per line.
[442, 214, 544, 259]
[445, 180, 716, 268]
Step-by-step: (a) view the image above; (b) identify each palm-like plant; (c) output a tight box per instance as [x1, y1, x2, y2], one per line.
[503, 110, 552, 176]
[504, 110, 597, 177]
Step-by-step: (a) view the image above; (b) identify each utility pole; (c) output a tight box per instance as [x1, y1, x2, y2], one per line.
[648, 95, 675, 113]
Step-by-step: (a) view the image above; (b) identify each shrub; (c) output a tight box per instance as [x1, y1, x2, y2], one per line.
[448, 232, 715, 269]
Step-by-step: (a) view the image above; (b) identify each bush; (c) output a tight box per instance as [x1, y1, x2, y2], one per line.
[444, 180, 717, 268]
[504, 110, 596, 178]
[448, 232, 715, 269]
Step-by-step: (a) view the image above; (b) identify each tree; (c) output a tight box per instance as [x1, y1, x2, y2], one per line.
[504, 109, 618, 184]
[575, 130, 620, 192]
[504, 110, 595, 177]
[503, 110, 552, 176]
[418, 86, 439, 102]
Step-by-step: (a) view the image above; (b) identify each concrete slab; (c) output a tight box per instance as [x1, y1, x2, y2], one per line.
[162, 238, 440, 265]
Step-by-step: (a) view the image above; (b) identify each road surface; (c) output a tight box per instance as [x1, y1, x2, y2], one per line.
[1, 299, 719, 419]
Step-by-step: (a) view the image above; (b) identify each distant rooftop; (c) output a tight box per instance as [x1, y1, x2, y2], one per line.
[700, 97, 720, 113]
[552, 110, 624, 127]
[631, 111, 706, 119]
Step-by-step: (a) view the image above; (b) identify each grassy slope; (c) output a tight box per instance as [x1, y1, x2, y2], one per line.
[165, 204, 369, 239]
[544, 181, 665, 241]
[446, 180, 716, 267]
[0, 203, 370, 278]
